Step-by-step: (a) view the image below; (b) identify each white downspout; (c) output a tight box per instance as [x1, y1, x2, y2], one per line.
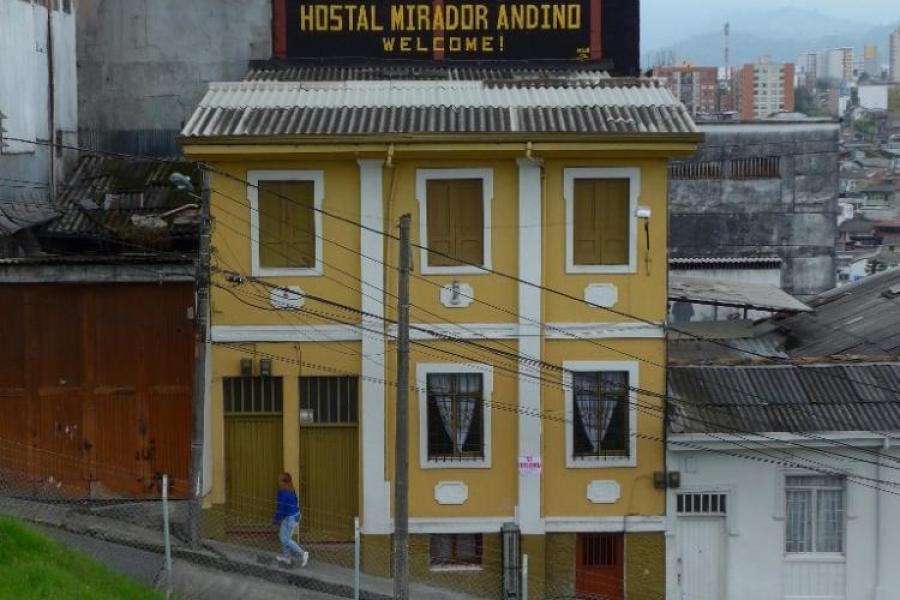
[874, 436, 890, 600]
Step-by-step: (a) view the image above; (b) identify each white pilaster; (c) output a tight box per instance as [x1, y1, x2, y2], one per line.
[358, 159, 391, 534]
[517, 158, 545, 534]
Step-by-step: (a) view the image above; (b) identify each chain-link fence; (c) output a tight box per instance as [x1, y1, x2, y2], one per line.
[0, 437, 524, 600]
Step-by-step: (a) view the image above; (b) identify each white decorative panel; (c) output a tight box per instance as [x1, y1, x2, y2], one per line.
[434, 481, 469, 505]
[440, 282, 474, 308]
[783, 559, 845, 600]
[587, 480, 621, 504]
[269, 286, 305, 310]
[584, 284, 618, 308]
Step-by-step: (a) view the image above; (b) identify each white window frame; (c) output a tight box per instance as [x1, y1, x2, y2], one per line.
[248, 170, 324, 278]
[563, 361, 638, 468]
[417, 363, 493, 470]
[416, 169, 493, 276]
[564, 168, 640, 275]
[783, 473, 847, 556]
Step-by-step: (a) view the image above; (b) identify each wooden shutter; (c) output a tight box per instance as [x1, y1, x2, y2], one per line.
[426, 178, 484, 267]
[257, 180, 315, 269]
[573, 179, 630, 266]
[453, 179, 484, 266]
[426, 180, 456, 266]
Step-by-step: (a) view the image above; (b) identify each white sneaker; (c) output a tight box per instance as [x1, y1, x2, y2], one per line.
[275, 554, 293, 567]
[301, 551, 310, 567]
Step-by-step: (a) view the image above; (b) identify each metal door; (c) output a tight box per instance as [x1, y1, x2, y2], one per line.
[298, 376, 359, 542]
[223, 374, 285, 534]
[576, 533, 624, 599]
[677, 517, 726, 600]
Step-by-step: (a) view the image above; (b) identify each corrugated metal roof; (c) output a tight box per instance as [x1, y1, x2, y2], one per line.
[670, 256, 782, 268]
[244, 63, 614, 82]
[669, 363, 900, 433]
[771, 268, 900, 357]
[669, 275, 811, 313]
[43, 155, 200, 239]
[668, 320, 789, 364]
[182, 78, 697, 138]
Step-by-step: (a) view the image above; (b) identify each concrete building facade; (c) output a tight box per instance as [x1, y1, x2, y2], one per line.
[653, 65, 719, 117]
[732, 58, 795, 120]
[669, 122, 840, 301]
[891, 27, 900, 83]
[75, 0, 272, 156]
[0, 0, 78, 211]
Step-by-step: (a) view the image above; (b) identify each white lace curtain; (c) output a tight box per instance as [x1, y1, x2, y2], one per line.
[574, 372, 627, 453]
[785, 476, 844, 553]
[429, 374, 479, 452]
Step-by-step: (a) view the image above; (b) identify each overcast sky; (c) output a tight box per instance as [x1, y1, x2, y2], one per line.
[642, 0, 898, 48]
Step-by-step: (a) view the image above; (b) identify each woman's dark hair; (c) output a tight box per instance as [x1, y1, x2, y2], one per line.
[278, 472, 296, 493]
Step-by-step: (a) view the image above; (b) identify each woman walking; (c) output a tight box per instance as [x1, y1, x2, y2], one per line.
[272, 472, 309, 567]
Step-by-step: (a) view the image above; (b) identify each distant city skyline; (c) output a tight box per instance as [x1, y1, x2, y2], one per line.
[643, 0, 898, 51]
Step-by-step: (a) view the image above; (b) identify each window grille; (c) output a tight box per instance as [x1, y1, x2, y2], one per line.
[223, 376, 283, 414]
[669, 160, 723, 180]
[785, 476, 845, 553]
[677, 492, 727, 515]
[299, 376, 358, 425]
[581, 534, 622, 567]
[730, 156, 781, 179]
[426, 373, 484, 461]
[572, 371, 629, 459]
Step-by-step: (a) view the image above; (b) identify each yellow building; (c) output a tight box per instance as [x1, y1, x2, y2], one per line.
[181, 67, 700, 598]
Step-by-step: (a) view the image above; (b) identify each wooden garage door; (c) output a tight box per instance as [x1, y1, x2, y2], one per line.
[224, 376, 284, 531]
[298, 376, 359, 542]
[576, 533, 625, 600]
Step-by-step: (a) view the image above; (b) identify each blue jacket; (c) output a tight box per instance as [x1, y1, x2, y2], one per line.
[273, 489, 300, 524]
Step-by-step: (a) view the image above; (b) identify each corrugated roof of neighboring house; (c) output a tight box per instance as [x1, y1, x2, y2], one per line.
[668, 363, 900, 433]
[669, 256, 782, 269]
[181, 78, 698, 138]
[669, 275, 811, 313]
[42, 155, 200, 241]
[244, 62, 614, 82]
[770, 268, 900, 357]
[668, 320, 789, 364]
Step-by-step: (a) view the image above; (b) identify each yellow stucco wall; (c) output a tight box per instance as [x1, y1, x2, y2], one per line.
[194, 141, 684, 522]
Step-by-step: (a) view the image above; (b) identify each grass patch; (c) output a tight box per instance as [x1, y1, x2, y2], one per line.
[0, 516, 164, 600]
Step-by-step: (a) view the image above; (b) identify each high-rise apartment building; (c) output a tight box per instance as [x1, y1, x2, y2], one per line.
[863, 44, 880, 78]
[653, 64, 720, 116]
[891, 27, 900, 82]
[732, 57, 795, 120]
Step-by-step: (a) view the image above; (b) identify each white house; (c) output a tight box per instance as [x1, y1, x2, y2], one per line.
[665, 363, 900, 600]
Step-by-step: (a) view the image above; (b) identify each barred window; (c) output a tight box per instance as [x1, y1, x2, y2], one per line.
[572, 372, 629, 459]
[677, 492, 727, 515]
[730, 157, 780, 179]
[426, 373, 484, 461]
[299, 376, 358, 424]
[785, 476, 845, 554]
[430, 534, 483, 569]
[223, 377, 283, 414]
[669, 160, 723, 180]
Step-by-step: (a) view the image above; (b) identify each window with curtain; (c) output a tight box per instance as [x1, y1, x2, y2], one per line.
[426, 179, 484, 267]
[572, 179, 630, 266]
[785, 476, 845, 553]
[257, 180, 316, 269]
[572, 371, 629, 459]
[426, 373, 484, 461]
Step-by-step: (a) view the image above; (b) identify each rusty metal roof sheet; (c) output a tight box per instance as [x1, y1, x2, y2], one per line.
[182, 78, 698, 138]
[669, 363, 900, 433]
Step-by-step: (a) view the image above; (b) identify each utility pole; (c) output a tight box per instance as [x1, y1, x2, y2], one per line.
[393, 214, 411, 600]
[171, 170, 209, 549]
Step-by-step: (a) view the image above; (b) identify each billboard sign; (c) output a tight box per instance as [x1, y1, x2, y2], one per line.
[275, 0, 640, 73]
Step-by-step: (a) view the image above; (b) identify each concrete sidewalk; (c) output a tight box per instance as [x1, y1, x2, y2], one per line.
[1, 495, 484, 600]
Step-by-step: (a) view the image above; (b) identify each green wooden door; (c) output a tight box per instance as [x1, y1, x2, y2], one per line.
[298, 376, 359, 542]
[225, 415, 283, 531]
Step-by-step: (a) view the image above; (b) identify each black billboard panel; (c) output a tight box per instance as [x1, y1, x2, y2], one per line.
[280, 0, 639, 74]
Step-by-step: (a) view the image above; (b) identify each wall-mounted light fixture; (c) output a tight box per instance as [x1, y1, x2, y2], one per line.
[240, 358, 253, 377]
